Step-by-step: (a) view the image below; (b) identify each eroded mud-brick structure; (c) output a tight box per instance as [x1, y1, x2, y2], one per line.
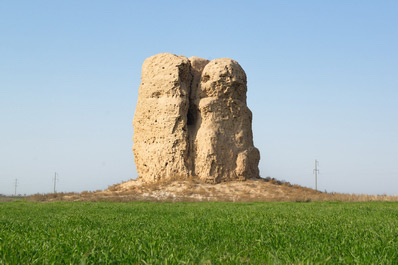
[133, 53, 260, 183]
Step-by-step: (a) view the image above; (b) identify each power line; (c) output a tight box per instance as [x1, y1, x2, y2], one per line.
[14, 179, 19, 196]
[53, 172, 59, 193]
[313, 160, 319, 191]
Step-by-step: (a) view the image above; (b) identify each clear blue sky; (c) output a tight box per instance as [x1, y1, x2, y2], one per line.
[1, 1, 397, 195]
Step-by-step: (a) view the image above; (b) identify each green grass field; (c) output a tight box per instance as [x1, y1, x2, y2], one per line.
[1, 201, 397, 264]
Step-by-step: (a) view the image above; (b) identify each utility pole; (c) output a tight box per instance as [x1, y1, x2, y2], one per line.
[53, 172, 58, 193]
[14, 179, 18, 196]
[313, 160, 319, 191]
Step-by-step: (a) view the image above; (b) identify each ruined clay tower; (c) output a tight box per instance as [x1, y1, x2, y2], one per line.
[133, 53, 260, 183]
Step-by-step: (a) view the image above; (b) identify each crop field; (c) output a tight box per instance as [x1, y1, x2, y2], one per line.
[1, 201, 398, 264]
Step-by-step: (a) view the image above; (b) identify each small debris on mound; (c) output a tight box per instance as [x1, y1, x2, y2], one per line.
[105, 177, 317, 202]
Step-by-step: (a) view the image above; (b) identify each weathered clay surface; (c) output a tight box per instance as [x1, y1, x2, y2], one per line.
[133, 53, 192, 182]
[193, 59, 260, 182]
[133, 53, 260, 183]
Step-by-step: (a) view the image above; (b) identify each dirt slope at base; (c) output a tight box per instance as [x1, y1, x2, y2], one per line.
[30, 178, 398, 202]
